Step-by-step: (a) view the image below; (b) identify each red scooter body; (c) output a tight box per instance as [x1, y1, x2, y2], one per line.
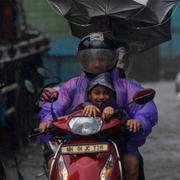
[49, 110, 126, 180]
[39, 88, 155, 180]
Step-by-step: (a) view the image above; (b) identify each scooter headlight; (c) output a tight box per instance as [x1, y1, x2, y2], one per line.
[100, 154, 114, 180]
[58, 155, 68, 180]
[69, 117, 103, 136]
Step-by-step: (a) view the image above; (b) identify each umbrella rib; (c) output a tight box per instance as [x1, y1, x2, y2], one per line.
[125, 5, 146, 21]
[69, 21, 92, 27]
[106, 0, 110, 15]
[47, 0, 64, 16]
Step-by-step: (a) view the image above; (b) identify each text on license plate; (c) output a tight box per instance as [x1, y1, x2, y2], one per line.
[61, 143, 109, 154]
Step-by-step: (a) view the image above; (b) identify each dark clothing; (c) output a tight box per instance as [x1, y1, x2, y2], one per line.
[122, 147, 145, 180]
[118, 68, 126, 78]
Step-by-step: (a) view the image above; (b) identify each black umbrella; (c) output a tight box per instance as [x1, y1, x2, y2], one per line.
[69, 18, 171, 53]
[48, 0, 144, 24]
[48, 0, 179, 53]
[131, 0, 179, 25]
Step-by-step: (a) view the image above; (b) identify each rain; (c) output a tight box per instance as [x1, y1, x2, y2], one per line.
[0, 0, 180, 180]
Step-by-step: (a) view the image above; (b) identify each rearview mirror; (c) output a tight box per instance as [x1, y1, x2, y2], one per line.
[133, 88, 156, 105]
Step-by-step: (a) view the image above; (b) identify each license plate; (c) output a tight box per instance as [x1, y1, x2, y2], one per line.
[61, 143, 109, 154]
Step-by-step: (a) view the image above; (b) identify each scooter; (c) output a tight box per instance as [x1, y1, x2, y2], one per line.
[30, 88, 155, 180]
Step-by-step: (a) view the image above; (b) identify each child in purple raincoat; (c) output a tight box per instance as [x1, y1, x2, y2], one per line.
[71, 72, 119, 118]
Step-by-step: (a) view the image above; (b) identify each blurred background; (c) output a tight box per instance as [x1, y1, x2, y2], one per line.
[0, 0, 180, 180]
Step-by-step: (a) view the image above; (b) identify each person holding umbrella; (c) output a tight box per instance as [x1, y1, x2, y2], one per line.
[39, 32, 158, 180]
[115, 46, 130, 78]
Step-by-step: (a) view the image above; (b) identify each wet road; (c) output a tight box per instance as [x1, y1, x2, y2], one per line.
[17, 81, 180, 180]
[141, 81, 180, 180]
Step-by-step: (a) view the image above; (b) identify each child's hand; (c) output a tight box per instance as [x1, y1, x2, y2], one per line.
[39, 121, 51, 132]
[83, 105, 100, 117]
[126, 119, 141, 133]
[102, 106, 114, 119]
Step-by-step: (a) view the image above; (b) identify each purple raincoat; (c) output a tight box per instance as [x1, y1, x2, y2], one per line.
[40, 68, 158, 148]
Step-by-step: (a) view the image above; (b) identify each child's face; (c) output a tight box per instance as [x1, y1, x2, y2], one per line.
[88, 85, 112, 106]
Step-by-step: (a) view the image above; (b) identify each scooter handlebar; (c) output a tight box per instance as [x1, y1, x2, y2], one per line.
[28, 129, 45, 139]
[28, 127, 54, 139]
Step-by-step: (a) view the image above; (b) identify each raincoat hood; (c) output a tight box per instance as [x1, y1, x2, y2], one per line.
[87, 72, 115, 92]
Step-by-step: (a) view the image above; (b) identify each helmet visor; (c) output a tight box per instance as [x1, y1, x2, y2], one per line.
[77, 49, 116, 74]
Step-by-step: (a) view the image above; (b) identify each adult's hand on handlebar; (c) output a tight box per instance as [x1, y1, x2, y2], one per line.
[40, 87, 58, 102]
[83, 105, 101, 117]
[39, 121, 51, 132]
[126, 119, 141, 133]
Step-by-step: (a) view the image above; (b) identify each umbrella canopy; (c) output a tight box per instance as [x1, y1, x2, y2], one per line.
[48, 0, 144, 24]
[69, 19, 171, 53]
[48, 0, 179, 53]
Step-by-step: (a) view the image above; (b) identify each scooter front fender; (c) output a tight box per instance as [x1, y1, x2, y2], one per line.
[50, 141, 122, 180]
